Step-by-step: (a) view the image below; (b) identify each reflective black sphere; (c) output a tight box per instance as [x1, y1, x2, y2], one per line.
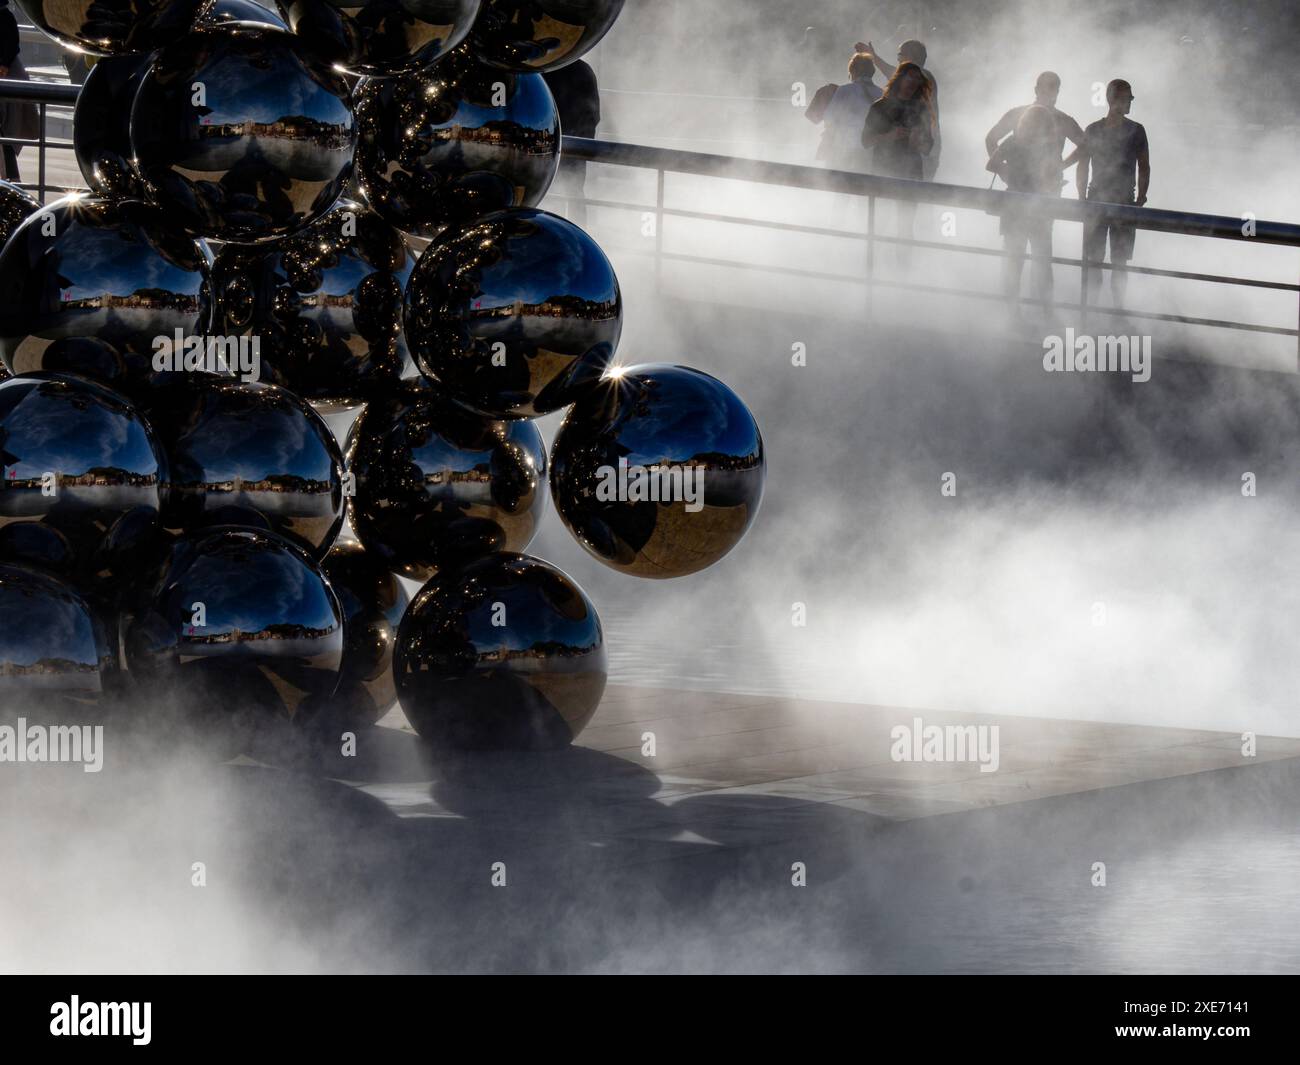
[0, 179, 40, 249]
[73, 54, 152, 202]
[344, 379, 547, 582]
[275, 0, 479, 75]
[11, 0, 209, 55]
[130, 24, 357, 243]
[0, 372, 170, 586]
[354, 46, 559, 237]
[0, 197, 212, 398]
[550, 364, 766, 578]
[302, 537, 410, 727]
[122, 526, 344, 742]
[468, 0, 625, 72]
[394, 551, 605, 749]
[208, 200, 416, 413]
[145, 377, 346, 557]
[404, 207, 619, 418]
[202, 0, 287, 27]
[0, 563, 120, 717]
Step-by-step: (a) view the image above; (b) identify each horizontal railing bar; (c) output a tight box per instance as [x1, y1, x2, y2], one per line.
[0, 78, 79, 103]
[655, 204, 1300, 292]
[583, 195, 1298, 292]
[564, 136, 1300, 247]
[604, 244, 1298, 338]
[0, 136, 74, 149]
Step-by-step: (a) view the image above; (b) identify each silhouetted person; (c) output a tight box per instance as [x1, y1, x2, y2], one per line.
[985, 71, 1084, 176]
[860, 38, 940, 179]
[543, 59, 600, 228]
[0, 0, 26, 182]
[861, 61, 934, 262]
[994, 105, 1065, 308]
[1077, 79, 1149, 309]
[817, 52, 881, 170]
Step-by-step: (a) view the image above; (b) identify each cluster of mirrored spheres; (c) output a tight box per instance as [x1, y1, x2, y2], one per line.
[0, 0, 766, 755]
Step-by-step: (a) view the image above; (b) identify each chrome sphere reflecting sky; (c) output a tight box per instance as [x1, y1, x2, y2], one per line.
[394, 551, 606, 749]
[130, 23, 357, 244]
[404, 207, 619, 419]
[123, 525, 344, 739]
[202, 0, 287, 27]
[208, 200, 416, 413]
[274, 0, 479, 74]
[73, 54, 152, 202]
[468, 0, 625, 72]
[0, 372, 169, 581]
[0, 562, 120, 716]
[0, 369, 169, 546]
[354, 45, 559, 237]
[11, 0, 210, 55]
[344, 378, 547, 582]
[550, 363, 766, 578]
[0, 196, 212, 399]
[145, 377, 345, 557]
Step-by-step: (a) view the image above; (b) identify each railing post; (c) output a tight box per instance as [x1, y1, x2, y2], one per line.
[866, 194, 876, 321]
[654, 167, 665, 290]
[37, 101, 46, 203]
[1079, 253, 1089, 334]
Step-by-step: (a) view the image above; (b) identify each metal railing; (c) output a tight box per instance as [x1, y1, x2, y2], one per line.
[0, 75, 1294, 368]
[562, 136, 1300, 367]
[0, 78, 78, 202]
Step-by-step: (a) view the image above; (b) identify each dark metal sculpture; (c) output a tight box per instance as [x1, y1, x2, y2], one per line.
[145, 377, 346, 557]
[403, 207, 619, 418]
[549, 363, 766, 578]
[0, 197, 212, 398]
[208, 200, 416, 412]
[130, 24, 357, 243]
[122, 525, 344, 746]
[394, 551, 605, 749]
[468, 0, 625, 72]
[353, 45, 559, 237]
[274, 0, 479, 74]
[344, 378, 547, 581]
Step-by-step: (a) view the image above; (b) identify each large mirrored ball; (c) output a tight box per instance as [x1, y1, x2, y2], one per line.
[73, 55, 152, 201]
[11, 0, 208, 55]
[395, 551, 605, 749]
[275, 0, 479, 74]
[202, 0, 287, 27]
[208, 200, 415, 412]
[0, 197, 212, 399]
[469, 0, 624, 72]
[130, 24, 357, 244]
[345, 379, 547, 582]
[550, 364, 765, 578]
[0, 179, 40, 248]
[0, 563, 121, 719]
[404, 208, 619, 418]
[123, 526, 344, 747]
[145, 378, 346, 558]
[303, 538, 410, 728]
[0, 373, 169, 586]
[354, 45, 559, 237]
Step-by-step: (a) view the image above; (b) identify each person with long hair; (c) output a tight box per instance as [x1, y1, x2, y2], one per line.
[860, 38, 941, 179]
[861, 61, 935, 260]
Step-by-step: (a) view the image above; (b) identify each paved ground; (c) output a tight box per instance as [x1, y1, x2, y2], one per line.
[300, 684, 1300, 862]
